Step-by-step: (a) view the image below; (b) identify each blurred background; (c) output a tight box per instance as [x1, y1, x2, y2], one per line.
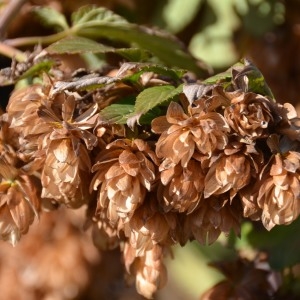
[1, 0, 300, 299]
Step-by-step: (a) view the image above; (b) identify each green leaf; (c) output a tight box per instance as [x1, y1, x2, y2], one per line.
[203, 69, 232, 85]
[139, 107, 164, 125]
[33, 6, 69, 32]
[114, 48, 152, 62]
[127, 84, 183, 128]
[19, 59, 55, 80]
[70, 6, 208, 77]
[45, 36, 114, 55]
[232, 59, 274, 99]
[247, 217, 300, 270]
[72, 6, 128, 26]
[121, 63, 186, 83]
[99, 97, 135, 124]
[45, 36, 151, 63]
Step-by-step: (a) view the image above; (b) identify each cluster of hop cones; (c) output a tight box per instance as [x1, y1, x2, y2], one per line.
[0, 58, 300, 298]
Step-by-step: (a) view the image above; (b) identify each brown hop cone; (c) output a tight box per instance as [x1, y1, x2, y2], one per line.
[182, 194, 242, 245]
[239, 181, 263, 221]
[41, 139, 91, 208]
[224, 90, 274, 140]
[90, 138, 159, 226]
[258, 151, 300, 230]
[0, 157, 40, 245]
[201, 257, 277, 300]
[152, 100, 229, 167]
[158, 158, 204, 213]
[123, 194, 177, 256]
[33, 94, 98, 208]
[275, 102, 300, 141]
[204, 141, 264, 200]
[6, 83, 49, 137]
[91, 211, 120, 251]
[124, 242, 168, 299]
[0, 116, 19, 164]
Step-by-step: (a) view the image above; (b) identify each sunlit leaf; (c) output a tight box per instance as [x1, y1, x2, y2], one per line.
[183, 83, 215, 104]
[33, 6, 69, 32]
[127, 84, 182, 128]
[203, 69, 232, 85]
[69, 6, 208, 76]
[232, 59, 274, 99]
[71, 5, 128, 26]
[120, 63, 186, 83]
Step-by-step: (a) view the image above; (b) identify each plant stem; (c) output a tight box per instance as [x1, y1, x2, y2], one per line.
[0, 42, 27, 62]
[4, 30, 70, 48]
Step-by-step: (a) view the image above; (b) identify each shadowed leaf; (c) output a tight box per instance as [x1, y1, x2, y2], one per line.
[99, 97, 135, 124]
[33, 6, 69, 32]
[46, 36, 114, 54]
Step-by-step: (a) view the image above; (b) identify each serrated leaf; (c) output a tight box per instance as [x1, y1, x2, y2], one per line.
[33, 6, 69, 32]
[183, 83, 215, 104]
[120, 63, 185, 83]
[99, 97, 135, 124]
[127, 84, 182, 128]
[114, 48, 152, 62]
[72, 6, 128, 26]
[46, 36, 114, 55]
[70, 6, 208, 76]
[50, 75, 119, 95]
[203, 69, 232, 85]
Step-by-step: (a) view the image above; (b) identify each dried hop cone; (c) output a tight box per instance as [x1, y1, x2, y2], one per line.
[36, 93, 98, 208]
[152, 100, 229, 167]
[258, 151, 300, 230]
[204, 141, 264, 200]
[123, 194, 177, 256]
[90, 139, 159, 226]
[224, 91, 274, 140]
[158, 158, 204, 213]
[182, 194, 242, 245]
[0, 157, 40, 245]
[6, 83, 49, 137]
[124, 242, 168, 299]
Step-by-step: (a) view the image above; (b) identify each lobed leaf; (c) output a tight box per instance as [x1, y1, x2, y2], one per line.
[99, 97, 135, 124]
[33, 6, 69, 32]
[71, 5, 128, 26]
[120, 63, 186, 83]
[69, 6, 208, 76]
[127, 84, 183, 128]
[45, 36, 114, 55]
[45, 36, 151, 62]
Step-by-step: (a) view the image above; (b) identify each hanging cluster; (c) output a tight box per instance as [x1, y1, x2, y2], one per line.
[2, 61, 300, 298]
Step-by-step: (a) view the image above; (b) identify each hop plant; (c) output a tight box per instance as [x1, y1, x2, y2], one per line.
[2, 4, 300, 299]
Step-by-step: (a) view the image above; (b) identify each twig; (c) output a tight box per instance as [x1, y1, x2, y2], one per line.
[4, 30, 69, 47]
[0, 41, 27, 61]
[0, 0, 28, 38]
